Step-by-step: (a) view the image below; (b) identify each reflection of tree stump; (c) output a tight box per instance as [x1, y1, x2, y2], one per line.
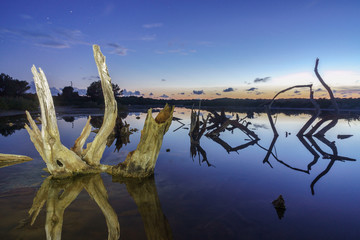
[28, 174, 120, 240]
[114, 176, 173, 240]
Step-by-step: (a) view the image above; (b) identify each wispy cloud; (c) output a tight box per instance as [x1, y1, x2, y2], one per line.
[161, 79, 166, 82]
[82, 75, 100, 81]
[246, 87, 258, 91]
[160, 94, 169, 98]
[108, 43, 129, 56]
[294, 90, 301, 94]
[19, 14, 33, 20]
[0, 26, 88, 49]
[254, 77, 271, 83]
[142, 23, 163, 29]
[36, 40, 69, 49]
[141, 34, 156, 41]
[223, 87, 234, 92]
[178, 92, 185, 95]
[193, 90, 204, 95]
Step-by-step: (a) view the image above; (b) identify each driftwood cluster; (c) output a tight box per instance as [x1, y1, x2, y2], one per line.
[8, 45, 174, 178]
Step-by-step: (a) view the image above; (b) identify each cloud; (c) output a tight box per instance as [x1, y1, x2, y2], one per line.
[149, 92, 154, 96]
[193, 90, 204, 95]
[160, 94, 169, 98]
[315, 88, 324, 92]
[216, 93, 221, 96]
[154, 50, 165, 54]
[178, 92, 185, 95]
[254, 77, 271, 83]
[122, 89, 142, 96]
[161, 79, 166, 82]
[294, 90, 301, 94]
[36, 40, 69, 49]
[108, 43, 129, 56]
[83, 75, 100, 81]
[1, 26, 88, 49]
[19, 14, 33, 20]
[142, 23, 163, 29]
[141, 34, 156, 41]
[223, 87, 234, 92]
[246, 87, 258, 92]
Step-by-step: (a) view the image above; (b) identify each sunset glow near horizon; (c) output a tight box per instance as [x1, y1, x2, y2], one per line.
[1, 0, 359, 100]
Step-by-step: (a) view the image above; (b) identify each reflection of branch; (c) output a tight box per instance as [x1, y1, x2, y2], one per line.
[113, 176, 173, 240]
[28, 174, 120, 240]
[209, 135, 258, 154]
[297, 135, 320, 171]
[306, 136, 356, 195]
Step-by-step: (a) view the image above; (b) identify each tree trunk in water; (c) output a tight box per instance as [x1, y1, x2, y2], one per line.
[109, 104, 174, 177]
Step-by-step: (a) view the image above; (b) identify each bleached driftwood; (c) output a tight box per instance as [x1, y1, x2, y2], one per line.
[109, 104, 174, 177]
[24, 44, 173, 178]
[0, 153, 32, 168]
[25, 45, 117, 177]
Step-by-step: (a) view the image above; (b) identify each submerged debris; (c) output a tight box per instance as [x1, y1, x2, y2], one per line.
[272, 195, 286, 219]
[337, 134, 353, 140]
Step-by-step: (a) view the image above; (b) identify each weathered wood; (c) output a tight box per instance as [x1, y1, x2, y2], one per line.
[0, 153, 32, 168]
[314, 58, 339, 114]
[109, 104, 174, 177]
[81, 45, 118, 165]
[25, 66, 91, 177]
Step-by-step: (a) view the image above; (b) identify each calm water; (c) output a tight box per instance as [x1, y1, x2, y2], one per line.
[1, 108, 360, 240]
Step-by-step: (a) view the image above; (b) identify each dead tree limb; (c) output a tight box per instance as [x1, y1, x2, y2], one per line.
[314, 58, 339, 115]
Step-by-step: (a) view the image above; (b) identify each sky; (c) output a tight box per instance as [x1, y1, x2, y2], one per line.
[1, 0, 360, 99]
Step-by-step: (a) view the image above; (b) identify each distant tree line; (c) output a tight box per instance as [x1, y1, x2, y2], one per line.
[2, 73, 360, 112]
[0, 73, 37, 111]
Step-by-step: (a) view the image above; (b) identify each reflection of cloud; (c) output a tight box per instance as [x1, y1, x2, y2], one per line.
[108, 43, 128, 56]
[254, 77, 271, 83]
[193, 90, 204, 95]
[246, 87, 258, 91]
[122, 89, 142, 96]
[160, 94, 169, 98]
[223, 87, 234, 92]
[142, 23, 163, 28]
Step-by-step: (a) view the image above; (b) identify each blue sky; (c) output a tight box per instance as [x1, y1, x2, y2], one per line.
[1, 0, 359, 99]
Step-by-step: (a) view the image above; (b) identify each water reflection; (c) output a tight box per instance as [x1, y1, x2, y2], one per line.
[113, 176, 173, 240]
[0, 114, 29, 136]
[28, 174, 120, 240]
[26, 173, 172, 240]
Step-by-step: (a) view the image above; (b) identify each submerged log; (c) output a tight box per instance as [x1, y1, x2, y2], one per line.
[109, 104, 174, 178]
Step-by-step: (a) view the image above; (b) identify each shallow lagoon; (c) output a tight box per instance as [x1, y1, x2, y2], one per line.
[1, 107, 360, 239]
